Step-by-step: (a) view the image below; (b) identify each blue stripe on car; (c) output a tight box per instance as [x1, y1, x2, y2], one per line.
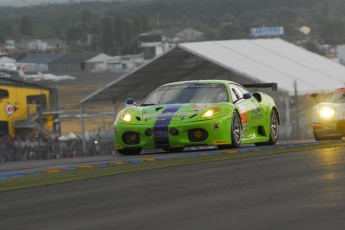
[153, 105, 182, 147]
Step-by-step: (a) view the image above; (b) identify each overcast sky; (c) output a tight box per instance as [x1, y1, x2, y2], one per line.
[0, 0, 68, 7]
[0, 0, 119, 7]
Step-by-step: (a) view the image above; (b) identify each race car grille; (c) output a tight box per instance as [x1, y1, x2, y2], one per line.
[122, 132, 140, 145]
[188, 128, 208, 142]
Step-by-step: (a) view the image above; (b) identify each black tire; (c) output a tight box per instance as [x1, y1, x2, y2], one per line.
[230, 111, 242, 148]
[163, 147, 184, 153]
[116, 148, 142, 155]
[267, 110, 279, 145]
[313, 130, 323, 141]
[217, 112, 242, 149]
[255, 110, 279, 146]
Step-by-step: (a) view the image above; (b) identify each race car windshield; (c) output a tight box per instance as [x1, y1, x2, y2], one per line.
[327, 89, 345, 103]
[141, 83, 229, 105]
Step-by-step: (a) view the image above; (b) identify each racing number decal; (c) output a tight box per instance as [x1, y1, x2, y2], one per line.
[240, 111, 247, 124]
[237, 105, 247, 125]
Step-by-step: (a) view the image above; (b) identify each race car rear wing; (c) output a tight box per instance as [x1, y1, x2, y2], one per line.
[242, 83, 278, 91]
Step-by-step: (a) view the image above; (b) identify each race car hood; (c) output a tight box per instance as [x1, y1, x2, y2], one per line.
[316, 102, 345, 110]
[116, 103, 233, 125]
[143, 104, 214, 123]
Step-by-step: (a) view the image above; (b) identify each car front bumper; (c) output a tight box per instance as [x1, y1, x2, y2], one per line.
[313, 120, 345, 138]
[114, 116, 232, 150]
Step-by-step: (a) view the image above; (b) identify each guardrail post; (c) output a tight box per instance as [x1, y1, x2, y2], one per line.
[80, 103, 86, 156]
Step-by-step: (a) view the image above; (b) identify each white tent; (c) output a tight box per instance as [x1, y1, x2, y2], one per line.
[81, 38, 345, 105]
[180, 39, 345, 95]
[86, 53, 120, 72]
[80, 38, 345, 149]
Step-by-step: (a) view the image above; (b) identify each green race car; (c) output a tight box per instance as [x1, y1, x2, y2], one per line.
[114, 80, 280, 155]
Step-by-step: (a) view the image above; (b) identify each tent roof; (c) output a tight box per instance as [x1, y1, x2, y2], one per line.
[52, 52, 99, 64]
[18, 53, 64, 64]
[181, 38, 345, 93]
[81, 38, 345, 105]
[86, 53, 118, 63]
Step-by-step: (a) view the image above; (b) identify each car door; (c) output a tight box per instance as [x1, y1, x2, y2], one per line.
[228, 84, 261, 139]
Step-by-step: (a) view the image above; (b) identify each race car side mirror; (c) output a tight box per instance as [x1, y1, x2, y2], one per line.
[310, 93, 319, 103]
[125, 98, 137, 107]
[310, 93, 318, 98]
[243, 93, 252, 99]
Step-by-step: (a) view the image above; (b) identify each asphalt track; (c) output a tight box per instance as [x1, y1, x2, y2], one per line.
[1, 142, 345, 230]
[0, 141, 332, 176]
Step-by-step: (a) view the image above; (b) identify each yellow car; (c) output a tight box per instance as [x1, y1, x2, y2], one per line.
[311, 88, 345, 141]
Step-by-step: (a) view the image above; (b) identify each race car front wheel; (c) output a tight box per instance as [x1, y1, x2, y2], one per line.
[217, 112, 241, 149]
[230, 112, 242, 148]
[313, 130, 323, 141]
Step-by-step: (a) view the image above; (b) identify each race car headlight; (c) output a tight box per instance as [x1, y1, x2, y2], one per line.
[319, 107, 335, 119]
[120, 113, 132, 122]
[201, 108, 220, 118]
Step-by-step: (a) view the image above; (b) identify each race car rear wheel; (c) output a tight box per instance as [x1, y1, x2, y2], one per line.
[268, 110, 279, 145]
[116, 148, 142, 155]
[255, 110, 279, 146]
[230, 111, 242, 148]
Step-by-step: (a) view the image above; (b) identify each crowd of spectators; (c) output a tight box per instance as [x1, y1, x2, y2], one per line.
[0, 134, 114, 162]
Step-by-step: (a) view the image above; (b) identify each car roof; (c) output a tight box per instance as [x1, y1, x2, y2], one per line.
[162, 80, 236, 86]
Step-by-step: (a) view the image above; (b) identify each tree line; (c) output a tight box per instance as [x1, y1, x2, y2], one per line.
[1, 0, 345, 56]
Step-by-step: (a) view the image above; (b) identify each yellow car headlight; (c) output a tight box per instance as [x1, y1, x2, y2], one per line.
[120, 113, 132, 122]
[201, 108, 220, 118]
[319, 107, 335, 119]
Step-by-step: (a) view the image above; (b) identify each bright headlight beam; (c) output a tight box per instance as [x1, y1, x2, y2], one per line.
[121, 113, 131, 121]
[203, 110, 214, 117]
[201, 108, 220, 118]
[319, 107, 335, 119]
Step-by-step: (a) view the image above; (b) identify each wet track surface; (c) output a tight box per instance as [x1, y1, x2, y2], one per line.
[1, 141, 345, 229]
[0, 140, 333, 175]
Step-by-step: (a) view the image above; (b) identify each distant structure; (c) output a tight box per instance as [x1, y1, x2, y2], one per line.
[138, 28, 204, 60]
[0, 77, 61, 139]
[15, 52, 145, 74]
[17, 38, 66, 53]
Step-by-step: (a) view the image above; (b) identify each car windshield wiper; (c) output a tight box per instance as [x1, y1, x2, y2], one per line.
[233, 98, 242, 104]
[141, 103, 156, 106]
